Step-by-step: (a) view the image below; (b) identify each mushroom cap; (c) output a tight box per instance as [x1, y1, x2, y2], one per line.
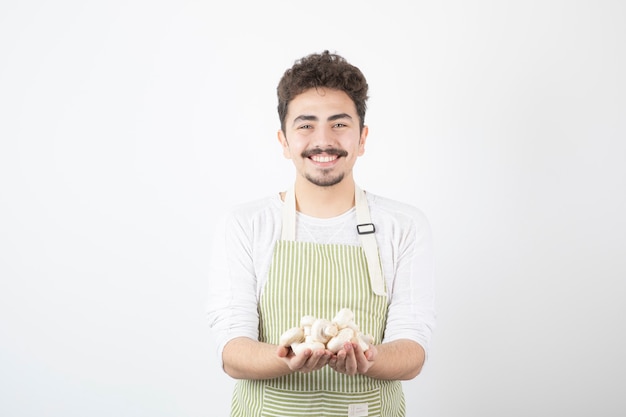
[326, 327, 355, 353]
[300, 315, 316, 327]
[278, 326, 305, 347]
[310, 318, 338, 343]
[332, 308, 355, 328]
[354, 332, 373, 351]
[291, 341, 325, 356]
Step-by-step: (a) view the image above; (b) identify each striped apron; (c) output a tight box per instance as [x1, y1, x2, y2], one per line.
[230, 186, 405, 416]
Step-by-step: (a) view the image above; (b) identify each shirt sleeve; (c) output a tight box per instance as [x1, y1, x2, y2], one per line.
[381, 206, 436, 360]
[206, 210, 261, 368]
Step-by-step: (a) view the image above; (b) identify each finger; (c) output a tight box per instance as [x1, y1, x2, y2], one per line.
[307, 349, 325, 367]
[276, 345, 290, 358]
[353, 345, 371, 373]
[312, 351, 331, 371]
[364, 344, 377, 361]
[335, 349, 347, 372]
[343, 343, 357, 376]
[290, 348, 313, 370]
[300, 348, 328, 373]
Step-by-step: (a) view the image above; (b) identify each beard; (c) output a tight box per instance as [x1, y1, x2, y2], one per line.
[305, 171, 345, 187]
[301, 147, 348, 187]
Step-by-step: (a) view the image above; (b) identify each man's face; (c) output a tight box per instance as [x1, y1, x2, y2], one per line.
[278, 88, 368, 187]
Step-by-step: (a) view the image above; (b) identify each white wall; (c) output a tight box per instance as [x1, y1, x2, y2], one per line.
[1, 1, 625, 416]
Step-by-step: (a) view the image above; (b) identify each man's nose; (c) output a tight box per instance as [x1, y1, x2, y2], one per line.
[311, 126, 336, 147]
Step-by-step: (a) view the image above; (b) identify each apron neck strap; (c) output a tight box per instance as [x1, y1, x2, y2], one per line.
[281, 186, 297, 241]
[281, 184, 386, 296]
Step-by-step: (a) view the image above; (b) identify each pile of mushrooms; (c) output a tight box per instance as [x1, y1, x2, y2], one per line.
[278, 308, 374, 355]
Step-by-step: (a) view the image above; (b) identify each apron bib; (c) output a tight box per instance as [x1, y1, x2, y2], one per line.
[230, 186, 405, 417]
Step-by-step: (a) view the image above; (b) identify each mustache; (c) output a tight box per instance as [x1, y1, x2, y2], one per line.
[301, 148, 348, 158]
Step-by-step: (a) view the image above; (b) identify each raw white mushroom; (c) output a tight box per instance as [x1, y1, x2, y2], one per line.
[332, 308, 355, 329]
[310, 318, 338, 344]
[326, 328, 355, 353]
[279, 326, 305, 347]
[353, 332, 374, 351]
[277, 308, 374, 355]
[300, 315, 316, 336]
[291, 340, 326, 356]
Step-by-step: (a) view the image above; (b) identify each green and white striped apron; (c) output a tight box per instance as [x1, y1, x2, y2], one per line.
[230, 186, 405, 417]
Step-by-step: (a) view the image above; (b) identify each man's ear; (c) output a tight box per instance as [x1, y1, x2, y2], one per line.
[277, 130, 291, 159]
[358, 125, 369, 156]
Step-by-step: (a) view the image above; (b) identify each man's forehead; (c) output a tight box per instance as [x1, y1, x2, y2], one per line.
[287, 90, 357, 120]
[292, 113, 353, 122]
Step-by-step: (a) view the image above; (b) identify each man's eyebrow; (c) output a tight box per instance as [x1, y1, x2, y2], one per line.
[292, 115, 318, 125]
[327, 113, 353, 122]
[292, 113, 354, 126]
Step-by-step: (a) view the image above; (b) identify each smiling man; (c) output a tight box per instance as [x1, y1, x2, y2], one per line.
[280, 89, 362, 188]
[207, 51, 436, 416]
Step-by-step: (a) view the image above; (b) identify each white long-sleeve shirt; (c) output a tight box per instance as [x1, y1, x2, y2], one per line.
[206, 190, 436, 366]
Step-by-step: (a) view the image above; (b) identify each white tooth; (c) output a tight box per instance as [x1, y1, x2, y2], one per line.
[311, 155, 337, 163]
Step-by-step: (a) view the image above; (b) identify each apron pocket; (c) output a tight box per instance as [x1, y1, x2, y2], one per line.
[262, 385, 382, 417]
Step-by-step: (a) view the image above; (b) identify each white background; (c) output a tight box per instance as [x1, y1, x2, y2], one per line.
[1, 1, 625, 416]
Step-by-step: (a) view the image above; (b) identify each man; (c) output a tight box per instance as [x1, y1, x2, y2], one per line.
[207, 50, 435, 416]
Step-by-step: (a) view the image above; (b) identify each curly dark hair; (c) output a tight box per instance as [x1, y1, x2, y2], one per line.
[277, 50, 369, 132]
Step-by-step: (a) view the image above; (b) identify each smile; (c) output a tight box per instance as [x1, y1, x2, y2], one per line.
[310, 154, 338, 163]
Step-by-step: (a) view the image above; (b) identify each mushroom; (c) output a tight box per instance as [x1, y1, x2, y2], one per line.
[326, 327, 355, 353]
[279, 326, 305, 347]
[291, 340, 326, 356]
[310, 318, 338, 344]
[353, 332, 374, 351]
[278, 309, 374, 355]
[300, 315, 316, 336]
[332, 308, 355, 329]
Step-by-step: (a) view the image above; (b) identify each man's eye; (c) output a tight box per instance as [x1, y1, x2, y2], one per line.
[298, 124, 312, 129]
[334, 123, 346, 128]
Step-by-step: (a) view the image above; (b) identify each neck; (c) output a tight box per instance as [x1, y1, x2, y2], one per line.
[293, 177, 356, 218]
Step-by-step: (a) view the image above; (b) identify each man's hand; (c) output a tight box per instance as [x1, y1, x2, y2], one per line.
[277, 345, 332, 373]
[328, 342, 376, 376]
